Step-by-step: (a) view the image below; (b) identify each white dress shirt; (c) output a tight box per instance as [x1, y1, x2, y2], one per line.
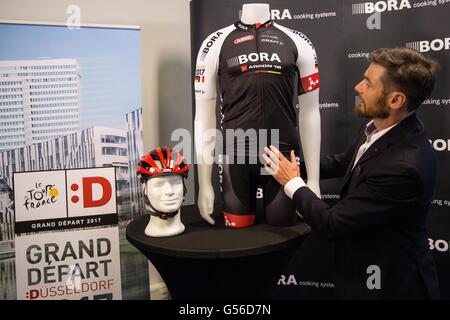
[284, 120, 399, 199]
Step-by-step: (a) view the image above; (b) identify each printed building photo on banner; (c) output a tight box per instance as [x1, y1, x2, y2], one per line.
[0, 21, 148, 300]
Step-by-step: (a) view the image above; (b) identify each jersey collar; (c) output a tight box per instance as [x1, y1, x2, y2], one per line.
[235, 19, 273, 32]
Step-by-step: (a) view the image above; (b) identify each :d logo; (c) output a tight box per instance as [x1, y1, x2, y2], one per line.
[82, 177, 112, 208]
[27, 289, 40, 300]
[67, 167, 117, 217]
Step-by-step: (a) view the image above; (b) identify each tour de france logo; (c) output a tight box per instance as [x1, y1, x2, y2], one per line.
[23, 182, 60, 211]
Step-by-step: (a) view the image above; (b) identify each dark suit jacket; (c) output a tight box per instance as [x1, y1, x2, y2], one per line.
[295, 113, 439, 299]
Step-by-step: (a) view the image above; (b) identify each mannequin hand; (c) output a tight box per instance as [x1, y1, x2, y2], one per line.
[198, 184, 215, 225]
[307, 180, 321, 198]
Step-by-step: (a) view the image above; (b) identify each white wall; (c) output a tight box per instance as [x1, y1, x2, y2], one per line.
[0, 0, 195, 204]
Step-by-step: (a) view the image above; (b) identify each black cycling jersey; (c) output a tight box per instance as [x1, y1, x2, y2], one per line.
[194, 20, 320, 228]
[195, 20, 320, 155]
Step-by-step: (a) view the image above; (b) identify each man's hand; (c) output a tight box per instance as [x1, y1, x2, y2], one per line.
[263, 145, 301, 186]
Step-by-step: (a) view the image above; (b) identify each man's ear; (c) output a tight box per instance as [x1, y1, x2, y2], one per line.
[389, 91, 407, 110]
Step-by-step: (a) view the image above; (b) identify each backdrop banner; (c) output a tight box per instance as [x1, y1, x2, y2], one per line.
[191, 0, 450, 299]
[13, 172, 122, 299]
[0, 22, 148, 300]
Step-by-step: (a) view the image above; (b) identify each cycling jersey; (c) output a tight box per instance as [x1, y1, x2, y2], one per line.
[194, 20, 320, 228]
[194, 19, 320, 155]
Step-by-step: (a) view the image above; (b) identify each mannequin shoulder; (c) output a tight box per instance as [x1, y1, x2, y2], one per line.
[273, 22, 316, 47]
[199, 24, 237, 46]
[273, 23, 318, 69]
[197, 24, 237, 61]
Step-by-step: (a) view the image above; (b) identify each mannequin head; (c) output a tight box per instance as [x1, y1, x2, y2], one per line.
[144, 175, 184, 214]
[136, 146, 189, 237]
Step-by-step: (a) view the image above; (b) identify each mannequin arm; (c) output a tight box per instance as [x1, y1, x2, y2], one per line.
[194, 28, 230, 225]
[298, 89, 321, 197]
[194, 99, 216, 225]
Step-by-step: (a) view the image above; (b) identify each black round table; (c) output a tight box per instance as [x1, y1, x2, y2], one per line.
[126, 214, 310, 299]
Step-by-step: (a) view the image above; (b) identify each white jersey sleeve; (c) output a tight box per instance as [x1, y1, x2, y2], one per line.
[274, 23, 320, 95]
[194, 25, 236, 101]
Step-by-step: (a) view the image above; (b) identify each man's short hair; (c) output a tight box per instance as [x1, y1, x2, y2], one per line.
[369, 47, 438, 111]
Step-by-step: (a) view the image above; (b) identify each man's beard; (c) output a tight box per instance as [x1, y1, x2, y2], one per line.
[355, 93, 390, 119]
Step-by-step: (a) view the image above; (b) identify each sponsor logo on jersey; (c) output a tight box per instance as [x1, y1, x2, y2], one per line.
[195, 67, 206, 83]
[289, 29, 314, 47]
[234, 35, 254, 45]
[227, 52, 282, 67]
[406, 37, 450, 53]
[255, 70, 282, 75]
[236, 20, 274, 30]
[200, 31, 223, 61]
[352, 0, 411, 14]
[261, 38, 284, 45]
[261, 35, 285, 46]
[300, 72, 320, 92]
[286, 28, 318, 65]
[236, 22, 249, 30]
[195, 76, 205, 83]
[262, 35, 279, 40]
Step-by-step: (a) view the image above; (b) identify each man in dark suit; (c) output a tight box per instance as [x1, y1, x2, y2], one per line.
[263, 47, 440, 299]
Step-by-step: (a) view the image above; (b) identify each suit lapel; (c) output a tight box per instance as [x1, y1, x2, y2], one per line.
[340, 113, 421, 193]
[354, 137, 387, 166]
[341, 128, 367, 186]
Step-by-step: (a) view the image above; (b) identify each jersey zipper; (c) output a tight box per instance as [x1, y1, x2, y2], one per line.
[254, 27, 266, 141]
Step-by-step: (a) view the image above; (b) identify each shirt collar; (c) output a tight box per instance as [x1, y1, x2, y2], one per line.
[235, 20, 273, 31]
[365, 120, 399, 143]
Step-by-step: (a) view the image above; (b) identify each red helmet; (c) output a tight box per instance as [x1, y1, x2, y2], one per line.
[136, 146, 189, 183]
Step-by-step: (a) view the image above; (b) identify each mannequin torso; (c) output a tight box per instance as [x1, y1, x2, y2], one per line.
[194, 3, 322, 227]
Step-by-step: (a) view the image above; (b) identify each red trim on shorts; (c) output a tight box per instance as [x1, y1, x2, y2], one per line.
[223, 212, 255, 228]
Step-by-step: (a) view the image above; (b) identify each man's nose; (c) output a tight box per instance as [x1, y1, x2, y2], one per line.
[354, 80, 363, 94]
